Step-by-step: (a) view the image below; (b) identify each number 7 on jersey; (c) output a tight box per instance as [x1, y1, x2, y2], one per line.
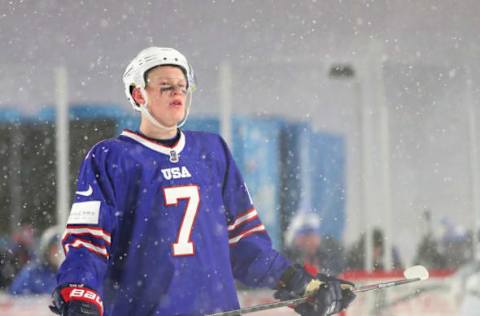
[163, 185, 200, 256]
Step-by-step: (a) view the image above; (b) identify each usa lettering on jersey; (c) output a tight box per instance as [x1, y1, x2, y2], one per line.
[161, 166, 192, 180]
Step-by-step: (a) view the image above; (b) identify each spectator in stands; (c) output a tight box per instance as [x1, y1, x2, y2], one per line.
[284, 212, 345, 276]
[0, 224, 36, 289]
[414, 217, 473, 270]
[0, 236, 16, 289]
[413, 209, 448, 269]
[439, 218, 473, 269]
[413, 232, 447, 269]
[346, 228, 403, 271]
[8, 226, 64, 295]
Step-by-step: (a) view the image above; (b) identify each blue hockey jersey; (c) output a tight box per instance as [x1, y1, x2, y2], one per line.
[57, 129, 291, 316]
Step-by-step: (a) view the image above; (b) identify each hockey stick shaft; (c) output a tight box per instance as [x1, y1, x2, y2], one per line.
[349, 276, 421, 292]
[206, 277, 422, 316]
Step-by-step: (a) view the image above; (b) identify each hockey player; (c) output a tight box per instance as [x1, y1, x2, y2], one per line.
[49, 47, 356, 316]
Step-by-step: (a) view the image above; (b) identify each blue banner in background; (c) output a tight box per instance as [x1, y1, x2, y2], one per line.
[183, 116, 220, 134]
[278, 122, 311, 234]
[231, 116, 284, 249]
[309, 132, 346, 240]
[37, 104, 128, 122]
[0, 108, 21, 123]
[279, 122, 346, 242]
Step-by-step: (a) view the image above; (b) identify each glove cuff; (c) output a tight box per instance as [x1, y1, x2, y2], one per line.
[54, 284, 104, 316]
[60, 284, 103, 316]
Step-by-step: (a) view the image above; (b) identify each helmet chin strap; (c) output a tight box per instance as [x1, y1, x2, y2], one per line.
[138, 87, 183, 132]
[176, 91, 192, 128]
[139, 103, 179, 132]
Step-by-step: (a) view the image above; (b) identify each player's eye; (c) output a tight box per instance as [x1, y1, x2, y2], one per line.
[160, 84, 175, 93]
[159, 84, 188, 95]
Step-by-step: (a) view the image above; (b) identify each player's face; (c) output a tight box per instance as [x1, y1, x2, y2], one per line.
[144, 66, 188, 128]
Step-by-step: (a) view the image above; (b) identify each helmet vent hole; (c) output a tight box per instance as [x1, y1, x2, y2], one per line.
[163, 57, 167, 60]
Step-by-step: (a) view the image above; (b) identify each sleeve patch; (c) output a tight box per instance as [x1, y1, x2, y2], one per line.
[67, 201, 101, 224]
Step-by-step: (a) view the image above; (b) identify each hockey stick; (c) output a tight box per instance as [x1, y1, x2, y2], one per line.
[206, 265, 429, 316]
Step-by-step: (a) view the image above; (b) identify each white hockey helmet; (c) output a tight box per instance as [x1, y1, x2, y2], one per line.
[122, 47, 196, 129]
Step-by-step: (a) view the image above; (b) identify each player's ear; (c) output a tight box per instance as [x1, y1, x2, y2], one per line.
[131, 87, 146, 106]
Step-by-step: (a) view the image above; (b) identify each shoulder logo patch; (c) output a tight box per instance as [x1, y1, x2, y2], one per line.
[67, 201, 101, 224]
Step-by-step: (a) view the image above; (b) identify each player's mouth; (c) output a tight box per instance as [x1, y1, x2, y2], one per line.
[169, 99, 184, 108]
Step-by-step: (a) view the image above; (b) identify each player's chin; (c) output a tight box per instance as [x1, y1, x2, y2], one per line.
[170, 108, 186, 121]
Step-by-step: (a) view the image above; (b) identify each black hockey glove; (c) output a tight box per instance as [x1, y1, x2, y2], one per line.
[274, 264, 356, 316]
[49, 284, 103, 316]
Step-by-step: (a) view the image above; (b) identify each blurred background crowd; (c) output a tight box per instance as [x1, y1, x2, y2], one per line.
[0, 225, 63, 295]
[0, 211, 475, 296]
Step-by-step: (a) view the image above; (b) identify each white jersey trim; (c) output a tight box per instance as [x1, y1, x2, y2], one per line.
[229, 224, 266, 245]
[65, 239, 109, 259]
[63, 226, 112, 245]
[120, 130, 186, 156]
[228, 209, 258, 231]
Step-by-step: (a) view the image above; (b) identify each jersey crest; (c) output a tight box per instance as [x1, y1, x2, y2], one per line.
[161, 166, 192, 180]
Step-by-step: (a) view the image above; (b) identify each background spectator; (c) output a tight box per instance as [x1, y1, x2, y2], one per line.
[346, 227, 403, 271]
[414, 216, 474, 270]
[0, 224, 35, 289]
[0, 236, 16, 289]
[284, 212, 345, 276]
[439, 217, 473, 269]
[8, 226, 63, 295]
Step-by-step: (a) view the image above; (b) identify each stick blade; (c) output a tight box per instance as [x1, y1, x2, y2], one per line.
[403, 265, 429, 280]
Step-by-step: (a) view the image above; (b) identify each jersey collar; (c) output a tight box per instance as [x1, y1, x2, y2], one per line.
[121, 129, 186, 158]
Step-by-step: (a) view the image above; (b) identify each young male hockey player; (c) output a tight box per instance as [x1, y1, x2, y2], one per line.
[50, 47, 356, 316]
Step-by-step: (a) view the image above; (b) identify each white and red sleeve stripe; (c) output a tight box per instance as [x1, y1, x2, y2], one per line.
[62, 226, 112, 245]
[64, 238, 109, 259]
[62, 225, 111, 259]
[228, 208, 259, 232]
[228, 208, 266, 245]
[229, 224, 266, 245]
